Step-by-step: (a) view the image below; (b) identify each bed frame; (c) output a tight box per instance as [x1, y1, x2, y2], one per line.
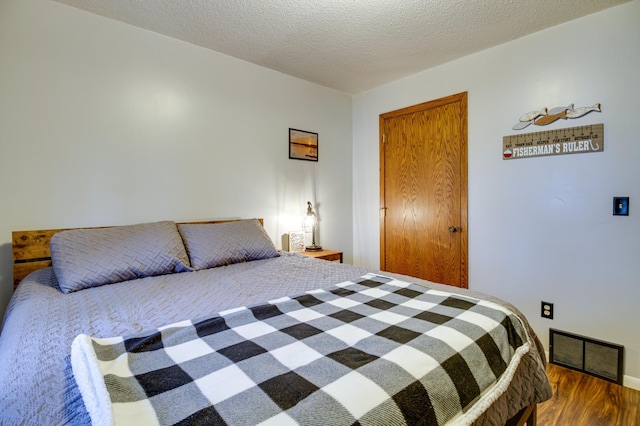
[506, 404, 537, 426]
[11, 219, 262, 290]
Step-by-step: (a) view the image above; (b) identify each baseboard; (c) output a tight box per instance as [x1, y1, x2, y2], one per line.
[624, 374, 640, 391]
[545, 350, 640, 391]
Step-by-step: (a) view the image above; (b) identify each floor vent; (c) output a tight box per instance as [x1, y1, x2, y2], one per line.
[549, 328, 624, 385]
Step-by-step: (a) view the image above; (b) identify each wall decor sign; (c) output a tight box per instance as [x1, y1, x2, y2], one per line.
[503, 123, 604, 160]
[289, 128, 318, 161]
[512, 103, 601, 130]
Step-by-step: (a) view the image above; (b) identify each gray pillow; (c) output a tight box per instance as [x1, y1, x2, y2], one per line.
[178, 219, 280, 270]
[50, 221, 192, 293]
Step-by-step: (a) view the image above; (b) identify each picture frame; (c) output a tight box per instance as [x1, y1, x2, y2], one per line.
[289, 128, 318, 161]
[288, 231, 305, 252]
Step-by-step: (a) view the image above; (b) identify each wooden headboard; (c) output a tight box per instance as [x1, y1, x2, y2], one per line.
[11, 219, 263, 290]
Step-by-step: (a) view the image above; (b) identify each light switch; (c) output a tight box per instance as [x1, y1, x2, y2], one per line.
[613, 197, 629, 216]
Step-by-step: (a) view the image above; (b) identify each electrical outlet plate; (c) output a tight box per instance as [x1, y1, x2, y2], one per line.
[541, 301, 554, 319]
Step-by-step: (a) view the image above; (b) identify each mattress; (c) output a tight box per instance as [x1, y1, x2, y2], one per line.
[0, 252, 551, 425]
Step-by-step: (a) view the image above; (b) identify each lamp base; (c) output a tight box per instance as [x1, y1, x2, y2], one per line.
[305, 244, 323, 252]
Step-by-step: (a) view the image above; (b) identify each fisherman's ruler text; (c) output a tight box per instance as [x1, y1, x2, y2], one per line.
[503, 123, 604, 160]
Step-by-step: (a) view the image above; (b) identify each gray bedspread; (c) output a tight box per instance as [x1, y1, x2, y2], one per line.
[0, 253, 551, 425]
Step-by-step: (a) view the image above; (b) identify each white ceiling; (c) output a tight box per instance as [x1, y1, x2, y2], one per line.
[51, 0, 629, 94]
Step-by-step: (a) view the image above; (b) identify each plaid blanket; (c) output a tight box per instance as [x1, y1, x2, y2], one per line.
[71, 274, 530, 426]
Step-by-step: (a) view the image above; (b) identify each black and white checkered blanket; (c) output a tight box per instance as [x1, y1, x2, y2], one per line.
[71, 274, 530, 426]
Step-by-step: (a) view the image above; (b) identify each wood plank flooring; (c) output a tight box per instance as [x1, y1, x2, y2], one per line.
[537, 363, 640, 425]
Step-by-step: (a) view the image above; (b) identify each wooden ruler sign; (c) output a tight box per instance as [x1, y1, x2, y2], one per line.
[503, 123, 604, 160]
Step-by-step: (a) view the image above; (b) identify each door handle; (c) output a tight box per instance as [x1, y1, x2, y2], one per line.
[448, 226, 458, 233]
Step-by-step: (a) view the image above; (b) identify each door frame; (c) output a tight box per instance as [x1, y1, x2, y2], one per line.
[379, 92, 468, 287]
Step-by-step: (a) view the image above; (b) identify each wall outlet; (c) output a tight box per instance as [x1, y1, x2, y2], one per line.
[541, 301, 554, 319]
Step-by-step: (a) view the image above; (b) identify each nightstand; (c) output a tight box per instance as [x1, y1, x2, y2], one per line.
[299, 249, 343, 263]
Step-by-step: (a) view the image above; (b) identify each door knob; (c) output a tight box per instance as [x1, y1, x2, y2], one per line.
[448, 226, 458, 233]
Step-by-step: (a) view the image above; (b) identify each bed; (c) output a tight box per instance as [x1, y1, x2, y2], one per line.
[0, 218, 551, 425]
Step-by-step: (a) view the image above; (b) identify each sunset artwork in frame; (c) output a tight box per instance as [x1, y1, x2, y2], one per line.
[289, 128, 318, 161]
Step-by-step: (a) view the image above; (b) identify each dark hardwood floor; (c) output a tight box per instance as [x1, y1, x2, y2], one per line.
[538, 363, 640, 425]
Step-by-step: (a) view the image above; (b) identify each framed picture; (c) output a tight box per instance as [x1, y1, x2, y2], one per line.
[289, 128, 318, 161]
[288, 231, 305, 252]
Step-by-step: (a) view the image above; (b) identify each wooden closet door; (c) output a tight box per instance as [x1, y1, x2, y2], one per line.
[380, 92, 467, 287]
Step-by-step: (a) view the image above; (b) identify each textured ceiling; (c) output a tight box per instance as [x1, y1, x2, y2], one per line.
[51, 0, 629, 94]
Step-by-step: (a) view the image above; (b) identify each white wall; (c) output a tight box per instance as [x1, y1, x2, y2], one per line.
[353, 1, 640, 386]
[0, 0, 353, 320]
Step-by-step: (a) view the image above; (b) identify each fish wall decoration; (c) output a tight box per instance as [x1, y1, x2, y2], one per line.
[512, 103, 601, 130]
